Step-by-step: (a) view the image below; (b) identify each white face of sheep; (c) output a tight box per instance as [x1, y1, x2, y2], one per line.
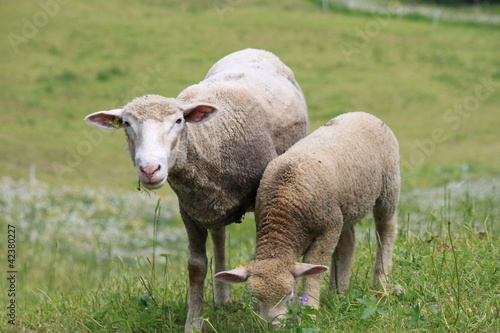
[85, 96, 218, 189]
[214, 260, 328, 328]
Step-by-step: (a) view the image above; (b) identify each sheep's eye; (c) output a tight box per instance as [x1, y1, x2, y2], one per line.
[123, 121, 131, 127]
[175, 118, 182, 124]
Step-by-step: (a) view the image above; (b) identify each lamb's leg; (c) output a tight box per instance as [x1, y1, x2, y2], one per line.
[372, 206, 398, 289]
[302, 232, 337, 309]
[330, 226, 356, 294]
[210, 227, 230, 306]
[181, 209, 208, 333]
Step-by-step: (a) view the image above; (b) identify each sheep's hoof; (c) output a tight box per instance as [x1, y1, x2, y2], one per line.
[214, 294, 231, 307]
[391, 284, 405, 297]
[186, 318, 206, 333]
[373, 283, 405, 300]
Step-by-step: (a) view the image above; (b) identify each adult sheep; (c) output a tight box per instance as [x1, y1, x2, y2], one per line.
[84, 48, 308, 332]
[215, 112, 400, 327]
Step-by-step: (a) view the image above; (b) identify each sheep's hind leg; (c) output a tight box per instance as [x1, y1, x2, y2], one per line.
[372, 205, 398, 289]
[181, 209, 209, 333]
[330, 226, 356, 294]
[211, 227, 230, 306]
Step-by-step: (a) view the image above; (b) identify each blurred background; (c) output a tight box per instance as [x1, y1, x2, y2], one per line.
[0, 0, 498, 331]
[1, 0, 499, 190]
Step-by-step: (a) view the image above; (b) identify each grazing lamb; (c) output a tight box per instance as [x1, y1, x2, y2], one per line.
[215, 112, 400, 327]
[84, 48, 308, 332]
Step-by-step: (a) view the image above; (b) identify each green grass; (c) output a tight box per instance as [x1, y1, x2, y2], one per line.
[0, 0, 499, 332]
[0, 177, 498, 332]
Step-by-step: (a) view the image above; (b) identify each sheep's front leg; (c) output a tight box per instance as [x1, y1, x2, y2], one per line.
[210, 227, 230, 306]
[181, 209, 208, 333]
[330, 226, 356, 294]
[302, 232, 337, 310]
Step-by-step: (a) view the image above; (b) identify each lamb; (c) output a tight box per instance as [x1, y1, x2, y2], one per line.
[84, 48, 308, 332]
[215, 112, 400, 327]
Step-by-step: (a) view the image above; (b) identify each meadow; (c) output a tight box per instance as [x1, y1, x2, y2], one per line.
[0, 0, 499, 332]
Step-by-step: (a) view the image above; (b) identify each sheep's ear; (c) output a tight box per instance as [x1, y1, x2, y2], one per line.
[182, 103, 219, 124]
[214, 266, 248, 284]
[85, 109, 125, 130]
[293, 263, 329, 277]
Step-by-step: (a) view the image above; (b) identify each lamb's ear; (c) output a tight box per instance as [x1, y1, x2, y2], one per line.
[214, 266, 248, 284]
[85, 109, 125, 130]
[293, 263, 329, 277]
[182, 103, 219, 124]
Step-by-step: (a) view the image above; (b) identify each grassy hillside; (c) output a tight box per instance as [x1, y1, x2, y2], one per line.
[0, 0, 499, 332]
[0, 175, 500, 333]
[1, 0, 499, 190]
[0, 175, 498, 332]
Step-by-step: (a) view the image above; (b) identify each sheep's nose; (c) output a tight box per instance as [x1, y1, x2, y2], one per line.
[140, 165, 161, 180]
[271, 319, 286, 329]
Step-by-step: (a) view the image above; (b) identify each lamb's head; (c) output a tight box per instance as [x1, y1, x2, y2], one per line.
[85, 94, 218, 189]
[214, 259, 327, 328]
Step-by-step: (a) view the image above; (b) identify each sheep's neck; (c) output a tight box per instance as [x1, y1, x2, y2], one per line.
[253, 212, 305, 261]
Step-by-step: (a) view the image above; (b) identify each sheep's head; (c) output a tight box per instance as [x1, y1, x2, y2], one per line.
[85, 94, 218, 189]
[214, 259, 327, 328]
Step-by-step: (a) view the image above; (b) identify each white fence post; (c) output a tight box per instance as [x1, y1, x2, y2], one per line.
[322, 0, 329, 11]
[30, 164, 37, 185]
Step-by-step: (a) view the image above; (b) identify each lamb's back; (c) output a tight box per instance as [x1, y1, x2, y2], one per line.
[258, 112, 399, 230]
